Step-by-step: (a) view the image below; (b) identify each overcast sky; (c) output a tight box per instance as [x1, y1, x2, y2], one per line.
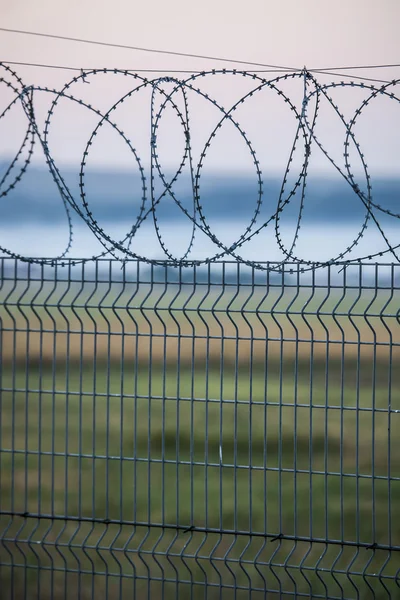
[1, 0, 399, 175]
[2, 0, 400, 70]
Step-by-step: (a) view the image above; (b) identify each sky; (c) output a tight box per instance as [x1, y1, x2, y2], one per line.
[2, 0, 399, 70]
[0, 0, 399, 175]
[0, 0, 399, 264]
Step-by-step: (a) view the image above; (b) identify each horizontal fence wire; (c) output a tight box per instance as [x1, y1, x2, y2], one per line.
[0, 257, 399, 599]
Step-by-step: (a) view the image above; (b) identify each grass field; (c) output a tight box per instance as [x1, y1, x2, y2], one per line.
[1, 279, 399, 599]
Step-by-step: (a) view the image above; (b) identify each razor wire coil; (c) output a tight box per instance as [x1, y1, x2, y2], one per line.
[0, 63, 399, 271]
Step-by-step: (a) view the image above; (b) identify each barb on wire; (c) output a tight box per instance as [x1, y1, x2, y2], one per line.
[0, 63, 399, 271]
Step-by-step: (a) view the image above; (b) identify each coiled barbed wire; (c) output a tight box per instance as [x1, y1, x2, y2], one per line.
[0, 63, 399, 271]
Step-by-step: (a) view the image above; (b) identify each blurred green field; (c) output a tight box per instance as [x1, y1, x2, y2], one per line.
[1, 357, 399, 599]
[1, 282, 400, 366]
[1, 282, 400, 598]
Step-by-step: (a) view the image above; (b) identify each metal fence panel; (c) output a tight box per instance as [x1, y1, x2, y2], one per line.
[0, 257, 399, 599]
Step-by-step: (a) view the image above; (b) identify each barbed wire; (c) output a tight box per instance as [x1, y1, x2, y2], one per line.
[0, 62, 399, 271]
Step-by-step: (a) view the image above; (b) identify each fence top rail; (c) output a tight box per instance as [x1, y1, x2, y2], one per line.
[1, 257, 400, 287]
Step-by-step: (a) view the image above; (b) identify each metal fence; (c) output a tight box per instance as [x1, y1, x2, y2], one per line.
[0, 257, 399, 599]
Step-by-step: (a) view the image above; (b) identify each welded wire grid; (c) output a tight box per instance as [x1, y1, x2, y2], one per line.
[0, 257, 399, 599]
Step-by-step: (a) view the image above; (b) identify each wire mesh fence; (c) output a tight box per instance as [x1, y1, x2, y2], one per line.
[0, 257, 399, 599]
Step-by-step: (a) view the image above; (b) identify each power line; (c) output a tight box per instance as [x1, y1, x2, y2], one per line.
[2, 60, 80, 72]
[0, 27, 297, 71]
[0, 60, 289, 75]
[313, 63, 400, 71]
[1, 26, 399, 75]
